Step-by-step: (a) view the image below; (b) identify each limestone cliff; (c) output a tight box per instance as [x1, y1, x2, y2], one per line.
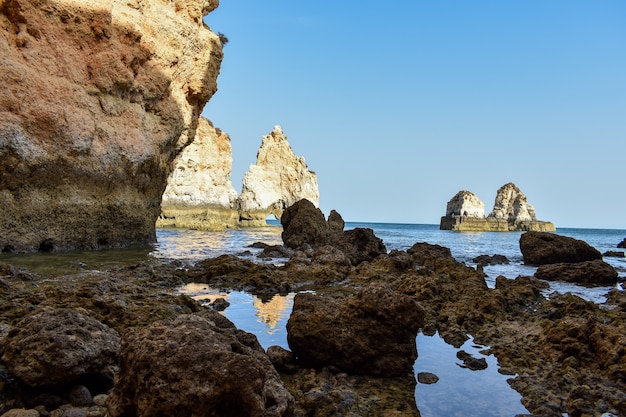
[237, 126, 320, 226]
[445, 190, 485, 218]
[157, 117, 238, 231]
[0, 0, 222, 252]
[440, 183, 555, 232]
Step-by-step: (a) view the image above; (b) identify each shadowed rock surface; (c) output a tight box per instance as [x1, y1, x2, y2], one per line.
[534, 259, 618, 286]
[281, 199, 343, 249]
[106, 313, 294, 417]
[520, 231, 603, 265]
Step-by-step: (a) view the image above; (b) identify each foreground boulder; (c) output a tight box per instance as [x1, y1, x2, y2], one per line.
[286, 283, 425, 377]
[107, 312, 294, 417]
[281, 199, 343, 249]
[331, 227, 387, 266]
[0, 0, 222, 252]
[534, 259, 618, 286]
[520, 231, 602, 265]
[0, 308, 120, 389]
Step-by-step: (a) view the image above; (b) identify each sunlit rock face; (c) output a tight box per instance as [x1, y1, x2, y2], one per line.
[440, 183, 555, 232]
[237, 126, 320, 226]
[488, 182, 536, 222]
[0, 0, 222, 252]
[445, 190, 485, 218]
[158, 117, 238, 230]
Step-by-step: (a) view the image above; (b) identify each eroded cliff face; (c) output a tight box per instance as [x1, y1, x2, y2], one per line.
[0, 0, 223, 252]
[158, 117, 238, 230]
[237, 126, 319, 226]
[445, 190, 485, 218]
[488, 182, 536, 222]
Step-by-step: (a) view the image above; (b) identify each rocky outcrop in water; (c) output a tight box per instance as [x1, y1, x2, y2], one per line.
[107, 312, 294, 417]
[440, 183, 556, 232]
[238, 126, 319, 226]
[281, 199, 343, 249]
[157, 117, 239, 230]
[520, 231, 602, 265]
[0, 0, 223, 253]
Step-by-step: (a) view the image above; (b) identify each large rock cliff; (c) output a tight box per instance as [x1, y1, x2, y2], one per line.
[237, 126, 319, 226]
[0, 0, 223, 252]
[440, 183, 555, 232]
[157, 117, 238, 230]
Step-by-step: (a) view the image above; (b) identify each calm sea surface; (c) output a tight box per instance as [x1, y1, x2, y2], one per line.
[3, 221, 625, 417]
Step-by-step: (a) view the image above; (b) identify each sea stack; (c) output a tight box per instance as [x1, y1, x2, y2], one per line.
[440, 183, 555, 232]
[158, 118, 239, 231]
[237, 126, 320, 226]
[0, 0, 223, 252]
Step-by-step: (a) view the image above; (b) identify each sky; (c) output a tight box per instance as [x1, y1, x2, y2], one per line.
[202, 1, 626, 229]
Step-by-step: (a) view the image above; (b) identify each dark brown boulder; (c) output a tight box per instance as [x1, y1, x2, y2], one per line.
[286, 282, 425, 377]
[0, 308, 120, 390]
[331, 228, 387, 266]
[472, 254, 510, 267]
[519, 232, 602, 265]
[407, 242, 453, 265]
[534, 259, 618, 286]
[618, 238, 626, 249]
[107, 312, 293, 417]
[281, 199, 343, 249]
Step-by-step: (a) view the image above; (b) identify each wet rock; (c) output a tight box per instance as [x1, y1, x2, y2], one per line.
[534, 259, 618, 286]
[331, 228, 387, 266]
[107, 312, 293, 417]
[258, 245, 293, 259]
[473, 254, 510, 267]
[280, 199, 343, 249]
[287, 282, 425, 377]
[209, 297, 230, 311]
[603, 251, 625, 258]
[618, 238, 626, 249]
[407, 242, 453, 265]
[456, 350, 488, 370]
[417, 372, 439, 384]
[0, 308, 120, 390]
[520, 232, 602, 265]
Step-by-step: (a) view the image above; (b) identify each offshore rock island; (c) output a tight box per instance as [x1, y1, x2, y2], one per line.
[0, 0, 223, 252]
[158, 123, 320, 230]
[440, 183, 556, 232]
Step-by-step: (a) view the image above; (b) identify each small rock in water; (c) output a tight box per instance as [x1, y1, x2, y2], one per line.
[417, 372, 439, 384]
[603, 251, 625, 258]
[209, 297, 230, 311]
[456, 350, 488, 370]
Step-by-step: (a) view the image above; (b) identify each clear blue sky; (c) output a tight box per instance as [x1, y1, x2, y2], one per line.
[203, 1, 626, 229]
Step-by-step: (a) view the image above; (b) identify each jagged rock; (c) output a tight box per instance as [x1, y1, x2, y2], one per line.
[456, 350, 488, 370]
[488, 182, 536, 222]
[0, 0, 222, 253]
[618, 238, 626, 249]
[0, 308, 120, 389]
[106, 312, 294, 417]
[445, 190, 485, 218]
[534, 259, 618, 286]
[158, 117, 239, 230]
[331, 228, 387, 266]
[406, 242, 453, 265]
[281, 199, 343, 249]
[286, 283, 425, 377]
[520, 231, 602, 265]
[473, 254, 510, 267]
[238, 126, 319, 226]
[440, 183, 555, 232]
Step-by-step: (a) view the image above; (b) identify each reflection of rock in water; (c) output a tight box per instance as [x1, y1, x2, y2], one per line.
[179, 283, 230, 305]
[253, 294, 295, 329]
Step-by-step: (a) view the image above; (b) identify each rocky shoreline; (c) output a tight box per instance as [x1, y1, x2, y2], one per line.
[1, 201, 625, 417]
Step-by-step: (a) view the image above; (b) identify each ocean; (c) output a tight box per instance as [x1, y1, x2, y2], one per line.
[3, 221, 625, 417]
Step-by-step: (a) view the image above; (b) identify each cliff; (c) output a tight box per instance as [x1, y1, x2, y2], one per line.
[440, 183, 555, 232]
[158, 124, 320, 229]
[237, 126, 319, 227]
[0, 0, 223, 252]
[157, 117, 239, 231]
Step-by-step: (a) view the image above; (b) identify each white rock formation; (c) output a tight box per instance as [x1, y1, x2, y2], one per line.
[237, 126, 319, 226]
[488, 183, 536, 222]
[158, 118, 239, 230]
[445, 190, 485, 218]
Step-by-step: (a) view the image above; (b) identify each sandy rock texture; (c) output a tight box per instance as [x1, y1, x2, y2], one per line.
[238, 126, 319, 226]
[0, 0, 223, 252]
[158, 117, 239, 230]
[444, 190, 485, 218]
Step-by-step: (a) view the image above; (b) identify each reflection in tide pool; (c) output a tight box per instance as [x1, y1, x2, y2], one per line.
[182, 284, 529, 416]
[179, 283, 294, 349]
[414, 333, 528, 417]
